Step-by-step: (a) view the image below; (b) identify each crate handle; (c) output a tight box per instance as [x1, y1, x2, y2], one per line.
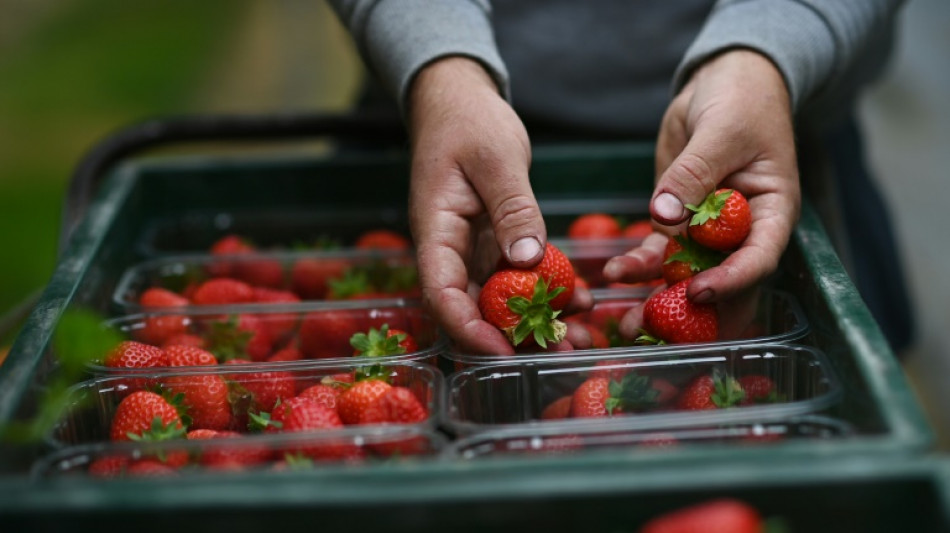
[61, 111, 406, 253]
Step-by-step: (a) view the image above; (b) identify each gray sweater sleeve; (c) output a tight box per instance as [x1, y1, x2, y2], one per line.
[327, 0, 509, 113]
[673, 0, 904, 111]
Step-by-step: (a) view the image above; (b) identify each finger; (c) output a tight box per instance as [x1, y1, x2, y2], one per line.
[651, 119, 753, 226]
[564, 283, 594, 315]
[619, 283, 666, 339]
[603, 232, 668, 283]
[565, 321, 592, 350]
[464, 143, 547, 268]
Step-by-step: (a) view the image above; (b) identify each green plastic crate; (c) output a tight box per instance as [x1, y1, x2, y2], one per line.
[0, 142, 935, 526]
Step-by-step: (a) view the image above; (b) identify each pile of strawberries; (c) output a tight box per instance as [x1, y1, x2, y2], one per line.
[87, 362, 431, 476]
[542, 362, 779, 421]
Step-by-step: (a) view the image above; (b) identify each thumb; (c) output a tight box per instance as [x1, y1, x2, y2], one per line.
[651, 124, 747, 226]
[468, 157, 546, 268]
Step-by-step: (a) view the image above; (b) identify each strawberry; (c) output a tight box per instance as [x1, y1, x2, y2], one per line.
[337, 377, 392, 426]
[572, 373, 665, 418]
[139, 287, 189, 308]
[104, 340, 167, 371]
[358, 386, 428, 425]
[639, 280, 718, 344]
[234, 257, 285, 289]
[541, 395, 573, 420]
[350, 324, 419, 357]
[125, 460, 179, 477]
[354, 229, 411, 250]
[291, 257, 349, 299]
[738, 375, 780, 405]
[161, 333, 206, 350]
[638, 499, 764, 533]
[87, 455, 130, 478]
[269, 396, 364, 460]
[205, 314, 274, 362]
[298, 309, 362, 359]
[267, 345, 304, 362]
[207, 234, 254, 278]
[191, 278, 255, 306]
[567, 213, 622, 239]
[530, 242, 575, 310]
[676, 371, 745, 410]
[225, 361, 297, 415]
[109, 390, 185, 442]
[662, 234, 725, 285]
[588, 360, 628, 382]
[164, 344, 217, 367]
[188, 429, 273, 469]
[569, 377, 613, 418]
[163, 374, 232, 431]
[251, 287, 301, 339]
[137, 287, 190, 346]
[686, 188, 752, 252]
[297, 384, 341, 411]
[622, 219, 653, 239]
[478, 271, 567, 348]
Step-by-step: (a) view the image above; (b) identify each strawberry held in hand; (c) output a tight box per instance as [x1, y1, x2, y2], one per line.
[639, 279, 718, 345]
[686, 188, 752, 252]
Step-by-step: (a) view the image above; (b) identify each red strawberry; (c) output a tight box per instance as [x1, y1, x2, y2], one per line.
[87, 455, 131, 478]
[639, 499, 763, 533]
[126, 460, 179, 477]
[207, 234, 254, 278]
[297, 384, 341, 411]
[299, 309, 362, 359]
[235, 257, 285, 289]
[530, 242, 576, 310]
[588, 360, 628, 382]
[350, 324, 419, 357]
[354, 229, 411, 250]
[109, 390, 185, 442]
[191, 278, 255, 306]
[161, 333, 206, 350]
[478, 271, 567, 348]
[269, 396, 364, 460]
[737, 375, 778, 405]
[337, 378, 392, 425]
[686, 188, 752, 252]
[676, 371, 745, 410]
[358, 386, 428, 425]
[226, 361, 297, 415]
[662, 234, 725, 285]
[622, 219, 653, 239]
[570, 377, 613, 418]
[164, 374, 232, 431]
[267, 345, 304, 363]
[140, 287, 189, 308]
[571, 373, 665, 418]
[205, 314, 274, 362]
[164, 345, 217, 367]
[567, 213, 622, 239]
[187, 429, 273, 469]
[251, 287, 301, 339]
[639, 280, 718, 344]
[104, 341, 168, 371]
[541, 395, 573, 420]
[290, 257, 349, 299]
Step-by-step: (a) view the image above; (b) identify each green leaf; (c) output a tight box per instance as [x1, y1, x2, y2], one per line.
[52, 308, 123, 371]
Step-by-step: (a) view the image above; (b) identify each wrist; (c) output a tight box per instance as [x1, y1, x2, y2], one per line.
[409, 56, 500, 127]
[688, 49, 790, 109]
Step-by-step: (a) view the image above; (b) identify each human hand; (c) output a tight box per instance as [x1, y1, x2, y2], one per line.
[605, 49, 800, 309]
[407, 57, 592, 355]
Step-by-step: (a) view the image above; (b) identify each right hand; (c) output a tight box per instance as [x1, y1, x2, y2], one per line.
[407, 57, 591, 355]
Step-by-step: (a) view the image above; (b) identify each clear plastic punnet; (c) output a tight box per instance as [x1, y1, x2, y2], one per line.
[88, 300, 443, 373]
[113, 249, 419, 313]
[445, 289, 809, 369]
[49, 360, 442, 449]
[444, 415, 854, 459]
[32, 426, 446, 479]
[443, 344, 841, 437]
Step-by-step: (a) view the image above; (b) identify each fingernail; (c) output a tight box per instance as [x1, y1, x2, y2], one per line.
[509, 237, 542, 263]
[654, 192, 685, 221]
[693, 288, 715, 304]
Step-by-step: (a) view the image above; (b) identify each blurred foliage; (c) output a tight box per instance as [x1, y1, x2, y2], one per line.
[0, 0, 247, 318]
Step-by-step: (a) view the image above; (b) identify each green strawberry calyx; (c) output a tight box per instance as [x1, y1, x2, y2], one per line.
[350, 323, 407, 357]
[634, 329, 666, 346]
[605, 373, 660, 415]
[710, 369, 746, 408]
[664, 234, 727, 273]
[505, 277, 567, 348]
[686, 189, 733, 227]
[248, 409, 282, 433]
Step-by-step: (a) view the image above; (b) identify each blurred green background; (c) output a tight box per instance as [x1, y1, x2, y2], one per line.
[0, 0, 363, 344]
